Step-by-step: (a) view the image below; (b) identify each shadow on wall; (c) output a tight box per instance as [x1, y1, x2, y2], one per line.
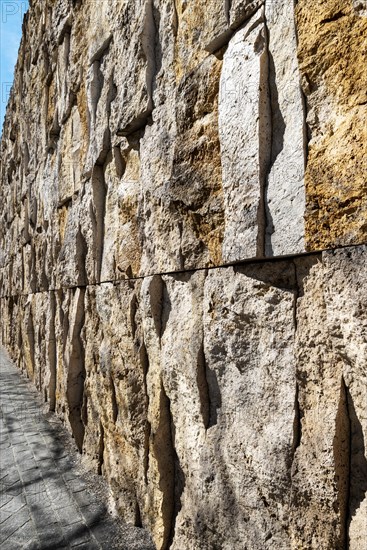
[264, 49, 286, 257]
[347, 385, 367, 529]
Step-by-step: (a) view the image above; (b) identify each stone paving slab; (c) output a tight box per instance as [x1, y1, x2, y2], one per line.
[0, 348, 155, 550]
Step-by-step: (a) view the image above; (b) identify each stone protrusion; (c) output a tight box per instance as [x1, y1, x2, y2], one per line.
[219, 10, 270, 261]
[65, 288, 86, 452]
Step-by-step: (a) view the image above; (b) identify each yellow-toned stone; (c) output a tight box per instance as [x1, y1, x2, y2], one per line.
[296, 0, 367, 250]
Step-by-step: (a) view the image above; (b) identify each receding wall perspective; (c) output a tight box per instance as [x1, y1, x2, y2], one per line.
[0, 1, 366, 549]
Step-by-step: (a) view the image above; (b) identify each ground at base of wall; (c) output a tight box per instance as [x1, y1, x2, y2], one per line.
[0, 348, 155, 550]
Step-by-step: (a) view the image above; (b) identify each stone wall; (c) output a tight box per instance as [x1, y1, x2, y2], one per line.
[0, 1, 366, 549]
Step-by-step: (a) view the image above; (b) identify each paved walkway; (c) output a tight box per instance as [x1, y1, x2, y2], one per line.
[0, 348, 155, 550]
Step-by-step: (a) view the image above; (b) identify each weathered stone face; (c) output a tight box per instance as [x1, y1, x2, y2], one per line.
[1, 248, 367, 549]
[290, 247, 367, 550]
[296, 0, 367, 251]
[0, 0, 366, 549]
[1, 0, 366, 293]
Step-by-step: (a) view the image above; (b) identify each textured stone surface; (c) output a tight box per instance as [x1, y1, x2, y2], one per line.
[0, 0, 367, 549]
[264, 0, 306, 256]
[0, 0, 312, 300]
[296, 0, 367, 250]
[1, 0, 365, 293]
[219, 9, 269, 261]
[1, 247, 367, 549]
[291, 247, 367, 550]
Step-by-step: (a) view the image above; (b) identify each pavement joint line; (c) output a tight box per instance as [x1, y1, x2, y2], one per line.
[0, 515, 31, 545]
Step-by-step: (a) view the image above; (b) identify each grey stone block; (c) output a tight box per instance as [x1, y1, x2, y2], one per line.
[0, 511, 30, 544]
[56, 504, 83, 526]
[72, 490, 92, 508]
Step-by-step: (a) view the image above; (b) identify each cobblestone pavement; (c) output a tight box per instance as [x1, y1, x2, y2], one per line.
[0, 348, 155, 550]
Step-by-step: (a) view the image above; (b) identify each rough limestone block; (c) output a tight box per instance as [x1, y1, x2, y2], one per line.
[291, 248, 367, 549]
[100, 140, 142, 281]
[196, 264, 297, 549]
[139, 53, 224, 274]
[56, 170, 110, 287]
[140, 274, 174, 549]
[56, 194, 89, 288]
[158, 271, 207, 550]
[58, 107, 84, 203]
[322, 247, 367, 549]
[84, 41, 114, 174]
[265, 0, 306, 256]
[19, 295, 37, 381]
[219, 9, 270, 262]
[109, 0, 156, 137]
[82, 281, 147, 524]
[169, 55, 224, 268]
[138, 101, 182, 275]
[56, 287, 86, 452]
[230, 0, 264, 29]
[296, 0, 367, 250]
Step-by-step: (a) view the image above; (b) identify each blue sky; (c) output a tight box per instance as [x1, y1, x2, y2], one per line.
[0, 0, 29, 132]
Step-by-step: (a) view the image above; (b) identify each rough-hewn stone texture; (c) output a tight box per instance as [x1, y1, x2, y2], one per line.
[1, 0, 366, 549]
[296, 0, 367, 251]
[291, 247, 367, 550]
[1, 247, 367, 549]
